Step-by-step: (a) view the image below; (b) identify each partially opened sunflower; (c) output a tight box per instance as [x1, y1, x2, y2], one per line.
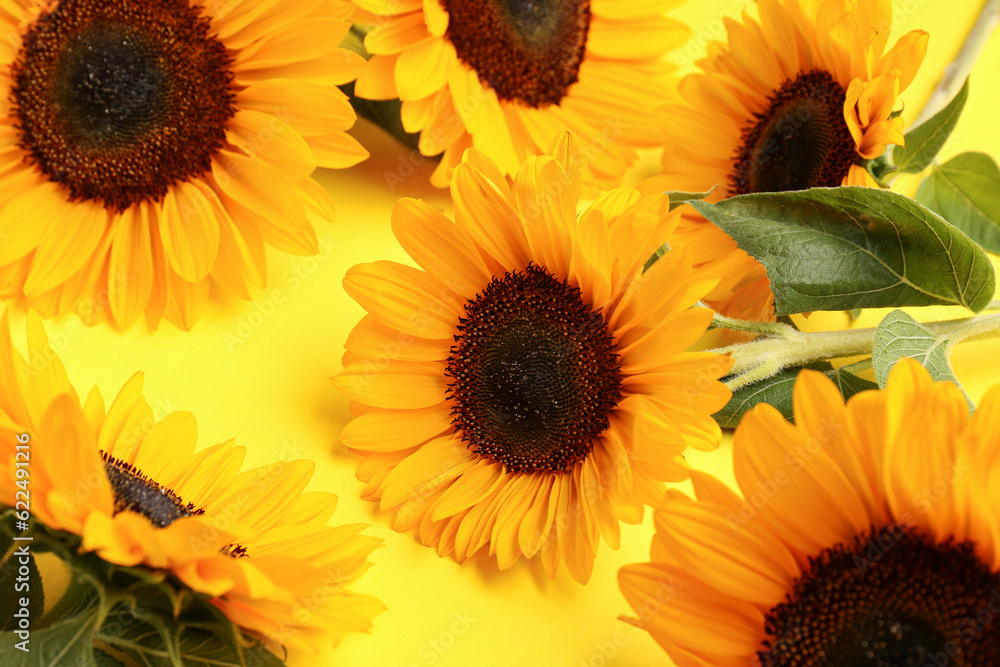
[619, 359, 1000, 665]
[0, 0, 367, 330]
[0, 310, 384, 658]
[644, 0, 928, 320]
[351, 0, 689, 190]
[332, 136, 733, 584]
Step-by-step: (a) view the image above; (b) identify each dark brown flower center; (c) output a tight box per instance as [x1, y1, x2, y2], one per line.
[102, 452, 203, 528]
[730, 69, 857, 195]
[759, 525, 1000, 666]
[10, 0, 236, 212]
[441, 0, 590, 108]
[445, 264, 622, 473]
[102, 452, 247, 558]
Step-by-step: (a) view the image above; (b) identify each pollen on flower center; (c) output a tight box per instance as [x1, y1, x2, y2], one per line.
[758, 524, 1000, 666]
[729, 69, 857, 195]
[445, 264, 622, 474]
[10, 0, 236, 212]
[102, 452, 203, 528]
[59, 24, 165, 147]
[441, 0, 590, 108]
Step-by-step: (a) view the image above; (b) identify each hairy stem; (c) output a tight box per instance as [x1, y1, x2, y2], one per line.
[710, 311, 797, 337]
[712, 312, 1000, 386]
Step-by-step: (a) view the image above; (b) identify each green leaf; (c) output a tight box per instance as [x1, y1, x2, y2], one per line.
[826, 365, 880, 399]
[0, 521, 287, 667]
[0, 537, 43, 633]
[916, 152, 1000, 254]
[102, 618, 285, 667]
[871, 311, 968, 402]
[0, 596, 102, 666]
[36, 557, 106, 629]
[665, 190, 712, 211]
[0, 515, 48, 632]
[714, 362, 876, 427]
[892, 78, 969, 174]
[340, 81, 419, 151]
[690, 187, 995, 315]
[93, 590, 286, 667]
[714, 368, 802, 428]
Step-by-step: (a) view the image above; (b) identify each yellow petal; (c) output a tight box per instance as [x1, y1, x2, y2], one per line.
[132, 411, 198, 485]
[395, 38, 450, 100]
[876, 30, 928, 91]
[225, 109, 316, 182]
[108, 204, 154, 327]
[340, 404, 453, 452]
[334, 359, 448, 409]
[24, 199, 108, 296]
[159, 183, 222, 283]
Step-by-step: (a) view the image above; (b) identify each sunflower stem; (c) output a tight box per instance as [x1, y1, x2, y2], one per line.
[712, 312, 1000, 386]
[925, 312, 1000, 345]
[912, 0, 1000, 127]
[718, 326, 878, 377]
[709, 311, 798, 337]
[725, 356, 786, 391]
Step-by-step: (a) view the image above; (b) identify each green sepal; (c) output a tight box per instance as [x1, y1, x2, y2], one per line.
[864, 153, 896, 187]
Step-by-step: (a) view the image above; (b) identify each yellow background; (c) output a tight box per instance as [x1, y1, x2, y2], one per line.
[6, 1, 1000, 665]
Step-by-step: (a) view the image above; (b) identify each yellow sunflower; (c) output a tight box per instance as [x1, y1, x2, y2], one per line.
[351, 0, 689, 191]
[332, 136, 733, 584]
[619, 358, 1000, 665]
[0, 310, 384, 656]
[0, 0, 368, 330]
[643, 0, 929, 321]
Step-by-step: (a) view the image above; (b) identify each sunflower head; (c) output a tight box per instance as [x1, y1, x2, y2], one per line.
[0, 310, 384, 655]
[619, 359, 1000, 665]
[352, 0, 690, 190]
[0, 0, 368, 330]
[646, 0, 929, 322]
[333, 135, 733, 583]
[10, 0, 236, 212]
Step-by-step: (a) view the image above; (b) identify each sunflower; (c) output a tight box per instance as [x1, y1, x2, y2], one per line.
[642, 0, 929, 321]
[0, 0, 368, 330]
[619, 358, 1000, 665]
[350, 0, 689, 191]
[331, 136, 733, 584]
[0, 309, 384, 656]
